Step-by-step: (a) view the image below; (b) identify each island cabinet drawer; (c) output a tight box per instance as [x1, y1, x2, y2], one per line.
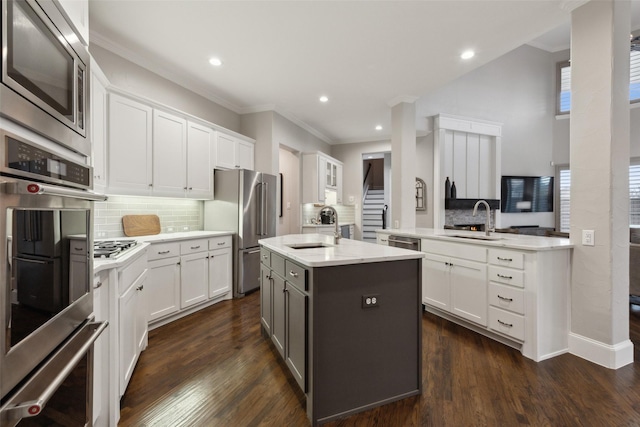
[285, 260, 307, 291]
[488, 249, 525, 270]
[489, 266, 524, 288]
[489, 283, 524, 315]
[180, 239, 208, 255]
[489, 306, 524, 341]
[421, 239, 487, 263]
[209, 235, 232, 250]
[148, 242, 180, 261]
[271, 253, 286, 277]
[260, 248, 271, 266]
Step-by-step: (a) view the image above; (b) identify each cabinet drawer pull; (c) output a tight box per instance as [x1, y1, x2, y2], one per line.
[158, 250, 171, 255]
[497, 256, 513, 262]
[190, 245, 201, 250]
[497, 295, 513, 302]
[136, 285, 144, 291]
[262, 254, 268, 259]
[217, 242, 226, 246]
[497, 319, 513, 328]
[74, 247, 84, 251]
[289, 270, 298, 278]
[497, 274, 513, 280]
[94, 281, 102, 290]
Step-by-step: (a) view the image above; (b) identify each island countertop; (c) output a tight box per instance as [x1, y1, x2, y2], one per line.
[376, 228, 574, 251]
[259, 233, 424, 267]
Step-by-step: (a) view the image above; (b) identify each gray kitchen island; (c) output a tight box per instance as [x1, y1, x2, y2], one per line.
[258, 234, 425, 426]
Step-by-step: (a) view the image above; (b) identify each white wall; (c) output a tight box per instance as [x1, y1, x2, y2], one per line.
[90, 44, 241, 132]
[278, 147, 300, 235]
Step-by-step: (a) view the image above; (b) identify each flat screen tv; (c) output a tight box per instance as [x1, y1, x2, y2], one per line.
[501, 176, 554, 213]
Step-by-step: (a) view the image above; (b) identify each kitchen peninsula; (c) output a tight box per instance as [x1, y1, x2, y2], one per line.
[377, 228, 573, 362]
[258, 234, 424, 426]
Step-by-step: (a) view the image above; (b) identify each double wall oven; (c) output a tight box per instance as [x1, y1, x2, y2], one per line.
[0, 130, 106, 426]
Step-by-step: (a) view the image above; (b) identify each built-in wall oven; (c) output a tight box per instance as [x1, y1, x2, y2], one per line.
[1, 0, 90, 156]
[0, 130, 106, 426]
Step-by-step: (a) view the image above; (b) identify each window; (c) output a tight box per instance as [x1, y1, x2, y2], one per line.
[556, 160, 640, 233]
[556, 51, 640, 115]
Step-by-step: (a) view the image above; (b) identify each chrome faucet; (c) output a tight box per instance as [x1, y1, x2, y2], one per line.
[318, 205, 340, 244]
[473, 200, 493, 237]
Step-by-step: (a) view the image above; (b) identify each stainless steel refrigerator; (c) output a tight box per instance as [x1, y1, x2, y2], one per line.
[204, 169, 277, 297]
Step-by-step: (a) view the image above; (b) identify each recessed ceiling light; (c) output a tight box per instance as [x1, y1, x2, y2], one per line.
[375, 125, 382, 131]
[209, 57, 223, 67]
[461, 50, 475, 60]
[319, 95, 329, 103]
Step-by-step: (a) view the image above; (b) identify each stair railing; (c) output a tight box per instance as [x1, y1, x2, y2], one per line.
[362, 163, 373, 204]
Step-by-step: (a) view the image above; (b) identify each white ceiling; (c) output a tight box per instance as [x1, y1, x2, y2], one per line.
[90, 0, 596, 145]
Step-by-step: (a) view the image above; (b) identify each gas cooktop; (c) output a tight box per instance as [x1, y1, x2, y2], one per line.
[94, 239, 139, 259]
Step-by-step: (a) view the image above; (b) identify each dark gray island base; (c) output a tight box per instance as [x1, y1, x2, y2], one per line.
[259, 236, 422, 426]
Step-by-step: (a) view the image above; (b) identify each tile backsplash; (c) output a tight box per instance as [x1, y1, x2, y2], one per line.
[95, 195, 203, 238]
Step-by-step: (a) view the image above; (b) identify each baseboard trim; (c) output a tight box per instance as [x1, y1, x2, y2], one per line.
[568, 332, 634, 369]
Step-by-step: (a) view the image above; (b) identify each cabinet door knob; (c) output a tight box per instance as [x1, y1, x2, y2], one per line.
[289, 270, 298, 278]
[136, 285, 144, 291]
[94, 281, 103, 290]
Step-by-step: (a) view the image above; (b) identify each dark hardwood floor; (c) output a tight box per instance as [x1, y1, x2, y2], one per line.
[119, 295, 640, 426]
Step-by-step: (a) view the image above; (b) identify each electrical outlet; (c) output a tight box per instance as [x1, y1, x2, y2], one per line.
[582, 230, 595, 246]
[183, 226, 189, 231]
[362, 294, 379, 308]
[167, 227, 174, 232]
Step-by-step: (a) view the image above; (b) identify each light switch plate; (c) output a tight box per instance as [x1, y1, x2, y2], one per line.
[582, 230, 595, 246]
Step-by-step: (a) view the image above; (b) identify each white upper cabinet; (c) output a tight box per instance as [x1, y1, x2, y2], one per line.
[301, 152, 343, 204]
[108, 94, 153, 194]
[215, 132, 254, 170]
[57, 0, 89, 46]
[152, 110, 187, 197]
[90, 60, 109, 192]
[186, 122, 214, 198]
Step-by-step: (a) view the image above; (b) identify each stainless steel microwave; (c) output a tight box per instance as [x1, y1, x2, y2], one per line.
[1, 0, 90, 156]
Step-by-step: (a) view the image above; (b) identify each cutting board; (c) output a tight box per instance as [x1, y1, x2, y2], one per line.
[122, 215, 161, 237]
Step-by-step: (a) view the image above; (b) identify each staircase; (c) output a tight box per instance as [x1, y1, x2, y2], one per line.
[362, 189, 385, 242]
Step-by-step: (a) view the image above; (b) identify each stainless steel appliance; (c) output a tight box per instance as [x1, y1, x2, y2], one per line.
[204, 169, 276, 297]
[388, 235, 421, 251]
[0, 130, 107, 426]
[94, 239, 139, 259]
[1, 0, 90, 156]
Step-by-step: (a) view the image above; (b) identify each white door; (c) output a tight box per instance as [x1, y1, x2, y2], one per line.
[208, 249, 231, 298]
[180, 253, 209, 308]
[147, 257, 181, 321]
[153, 110, 187, 196]
[186, 122, 213, 198]
[108, 94, 153, 194]
[118, 281, 137, 397]
[423, 253, 451, 310]
[216, 133, 237, 169]
[450, 259, 488, 326]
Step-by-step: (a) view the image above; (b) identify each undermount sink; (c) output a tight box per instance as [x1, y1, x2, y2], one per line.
[449, 234, 503, 241]
[286, 242, 334, 249]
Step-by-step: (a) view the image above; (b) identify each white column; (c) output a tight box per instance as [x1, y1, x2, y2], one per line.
[569, 0, 633, 368]
[390, 97, 417, 229]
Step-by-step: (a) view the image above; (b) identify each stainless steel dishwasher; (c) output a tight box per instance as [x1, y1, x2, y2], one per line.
[388, 235, 421, 251]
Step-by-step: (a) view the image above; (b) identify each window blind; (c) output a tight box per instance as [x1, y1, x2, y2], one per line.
[557, 51, 640, 114]
[557, 162, 640, 231]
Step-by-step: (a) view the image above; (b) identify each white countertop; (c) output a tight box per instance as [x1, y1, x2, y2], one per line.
[135, 230, 233, 243]
[259, 233, 424, 267]
[302, 223, 354, 228]
[93, 231, 234, 273]
[376, 228, 574, 251]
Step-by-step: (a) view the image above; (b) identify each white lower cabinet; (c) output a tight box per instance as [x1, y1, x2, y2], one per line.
[118, 251, 149, 398]
[146, 235, 233, 328]
[419, 237, 571, 362]
[423, 251, 487, 326]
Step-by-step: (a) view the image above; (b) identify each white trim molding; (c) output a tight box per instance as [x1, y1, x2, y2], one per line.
[569, 333, 634, 369]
